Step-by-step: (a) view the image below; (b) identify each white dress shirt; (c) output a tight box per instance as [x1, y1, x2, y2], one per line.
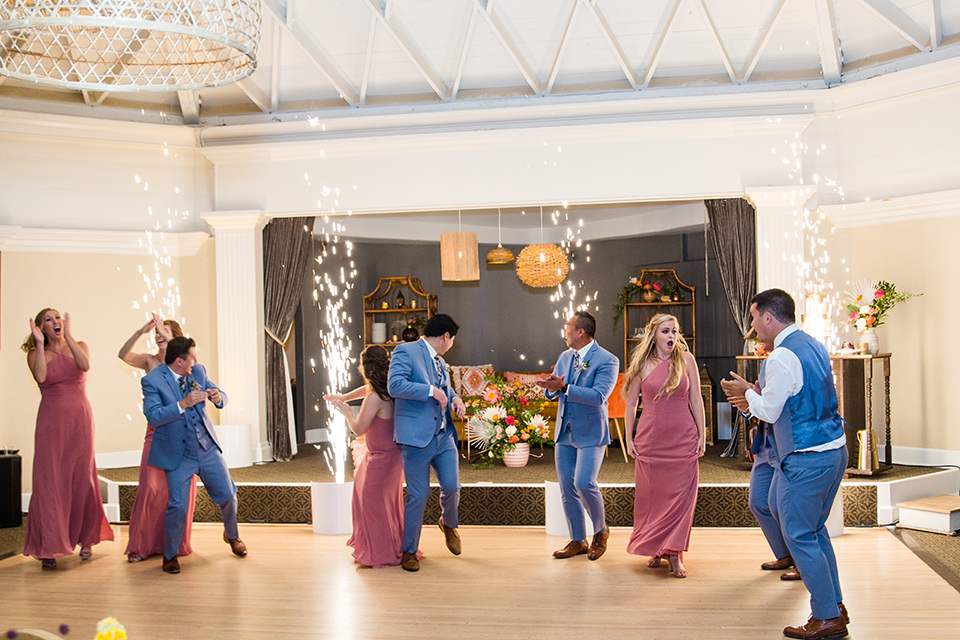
[745, 325, 844, 453]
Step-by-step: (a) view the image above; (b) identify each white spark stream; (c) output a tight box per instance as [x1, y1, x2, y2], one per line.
[314, 219, 357, 484]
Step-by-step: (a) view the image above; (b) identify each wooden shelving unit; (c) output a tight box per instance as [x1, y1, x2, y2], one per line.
[623, 268, 696, 363]
[362, 277, 437, 350]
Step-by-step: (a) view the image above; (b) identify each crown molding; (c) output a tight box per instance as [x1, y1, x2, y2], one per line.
[0, 226, 210, 255]
[822, 189, 960, 228]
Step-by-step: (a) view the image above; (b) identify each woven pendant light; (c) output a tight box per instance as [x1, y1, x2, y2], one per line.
[516, 207, 568, 287]
[486, 209, 515, 264]
[440, 211, 479, 281]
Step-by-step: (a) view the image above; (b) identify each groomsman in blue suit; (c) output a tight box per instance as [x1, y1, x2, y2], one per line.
[142, 336, 247, 574]
[537, 312, 619, 561]
[387, 313, 466, 572]
[722, 289, 849, 639]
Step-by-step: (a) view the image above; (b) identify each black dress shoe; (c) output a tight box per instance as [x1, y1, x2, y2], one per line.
[162, 556, 180, 574]
[783, 616, 847, 639]
[400, 551, 420, 572]
[438, 519, 461, 555]
[761, 555, 794, 570]
[223, 534, 248, 557]
[587, 526, 609, 561]
[553, 540, 589, 559]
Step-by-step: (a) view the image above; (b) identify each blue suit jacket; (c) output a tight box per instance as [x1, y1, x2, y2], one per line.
[387, 339, 460, 448]
[142, 363, 227, 471]
[545, 341, 619, 448]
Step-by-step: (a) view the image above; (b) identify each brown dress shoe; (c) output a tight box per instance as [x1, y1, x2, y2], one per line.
[587, 526, 609, 561]
[223, 534, 248, 557]
[438, 519, 461, 555]
[553, 540, 589, 559]
[400, 551, 420, 572]
[783, 616, 847, 639]
[781, 568, 802, 581]
[761, 555, 794, 570]
[838, 603, 849, 624]
[162, 556, 180, 574]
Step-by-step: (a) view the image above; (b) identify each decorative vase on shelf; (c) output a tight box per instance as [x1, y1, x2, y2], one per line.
[502, 443, 530, 467]
[859, 328, 879, 355]
[642, 291, 657, 303]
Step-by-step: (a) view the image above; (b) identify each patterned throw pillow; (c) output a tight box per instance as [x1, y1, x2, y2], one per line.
[502, 371, 548, 400]
[452, 364, 494, 397]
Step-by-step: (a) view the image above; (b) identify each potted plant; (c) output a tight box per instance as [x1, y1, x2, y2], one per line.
[464, 377, 553, 468]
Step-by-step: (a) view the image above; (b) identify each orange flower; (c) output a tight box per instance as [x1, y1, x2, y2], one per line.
[508, 435, 519, 443]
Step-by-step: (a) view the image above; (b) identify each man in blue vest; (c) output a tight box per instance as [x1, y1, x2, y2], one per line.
[722, 289, 849, 639]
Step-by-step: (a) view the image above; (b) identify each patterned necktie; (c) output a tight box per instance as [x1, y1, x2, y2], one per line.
[434, 356, 444, 384]
[179, 376, 188, 397]
[573, 352, 581, 376]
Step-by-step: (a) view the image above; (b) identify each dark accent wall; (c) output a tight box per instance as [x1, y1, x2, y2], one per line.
[295, 232, 742, 439]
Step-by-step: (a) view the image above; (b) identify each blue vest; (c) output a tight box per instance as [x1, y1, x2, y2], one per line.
[773, 330, 844, 459]
[750, 359, 779, 459]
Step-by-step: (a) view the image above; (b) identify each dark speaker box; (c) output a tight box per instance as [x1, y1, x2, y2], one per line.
[0, 454, 23, 528]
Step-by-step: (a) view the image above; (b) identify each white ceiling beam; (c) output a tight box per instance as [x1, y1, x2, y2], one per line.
[546, 0, 584, 94]
[472, 0, 543, 95]
[262, 0, 359, 106]
[360, 0, 448, 101]
[452, 5, 480, 99]
[360, 12, 378, 104]
[177, 90, 201, 125]
[584, 0, 639, 90]
[930, 0, 942, 49]
[237, 78, 271, 112]
[270, 18, 282, 111]
[855, 0, 928, 50]
[741, 0, 790, 83]
[642, 0, 685, 88]
[810, 0, 843, 85]
[693, 0, 736, 83]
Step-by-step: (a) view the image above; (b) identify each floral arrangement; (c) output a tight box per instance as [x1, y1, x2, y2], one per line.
[613, 277, 661, 330]
[6, 618, 125, 640]
[464, 377, 552, 468]
[405, 314, 426, 330]
[753, 340, 769, 356]
[843, 279, 921, 332]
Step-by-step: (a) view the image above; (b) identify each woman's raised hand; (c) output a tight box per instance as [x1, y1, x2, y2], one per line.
[28, 317, 43, 344]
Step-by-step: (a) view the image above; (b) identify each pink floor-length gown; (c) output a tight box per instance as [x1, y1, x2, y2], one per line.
[627, 360, 699, 558]
[347, 415, 410, 568]
[124, 425, 196, 558]
[24, 351, 114, 559]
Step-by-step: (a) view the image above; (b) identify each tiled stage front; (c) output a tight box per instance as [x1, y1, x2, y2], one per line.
[98, 444, 958, 529]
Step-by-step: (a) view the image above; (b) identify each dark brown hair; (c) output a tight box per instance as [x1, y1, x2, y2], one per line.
[360, 345, 392, 402]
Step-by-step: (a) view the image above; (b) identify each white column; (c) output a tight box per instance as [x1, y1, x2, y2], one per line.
[201, 210, 272, 462]
[744, 186, 815, 316]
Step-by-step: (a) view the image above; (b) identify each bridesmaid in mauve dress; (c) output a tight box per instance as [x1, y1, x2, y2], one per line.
[622, 313, 706, 578]
[327, 346, 418, 568]
[22, 309, 114, 569]
[117, 314, 196, 562]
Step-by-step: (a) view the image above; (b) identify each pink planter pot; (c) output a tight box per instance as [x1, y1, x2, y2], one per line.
[503, 443, 530, 467]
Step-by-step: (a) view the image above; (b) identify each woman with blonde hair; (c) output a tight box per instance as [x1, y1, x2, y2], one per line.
[22, 308, 114, 569]
[117, 313, 196, 563]
[622, 313, 705, 578]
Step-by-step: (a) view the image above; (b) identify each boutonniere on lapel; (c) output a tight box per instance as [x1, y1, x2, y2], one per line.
[190, 381, 201, 392]
[579, 360, 591, 373]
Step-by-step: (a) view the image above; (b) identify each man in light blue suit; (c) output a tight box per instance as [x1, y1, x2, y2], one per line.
[387, 313, 466, 572]
[142, 336, 246, 574]
[537, 312, 619, 561]
[722, 289, 849, 640]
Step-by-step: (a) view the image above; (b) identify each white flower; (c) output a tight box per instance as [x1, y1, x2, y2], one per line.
[858, 304, 872, 315]
[481, 406, 506, 422]
[505, 426, 517, 436]
[855, 318, 867, 331]
[528, 414, 547, 430]
[628, 276, 638, 285]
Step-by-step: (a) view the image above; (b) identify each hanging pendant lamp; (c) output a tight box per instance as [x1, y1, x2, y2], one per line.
[0, 1, 261, 91]
[485, 208, 515, 265]
[441, 210, 479, 281]
[516, 206, 568, 288]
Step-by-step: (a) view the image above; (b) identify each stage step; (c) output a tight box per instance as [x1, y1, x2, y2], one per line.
[897, 494, 960, 535]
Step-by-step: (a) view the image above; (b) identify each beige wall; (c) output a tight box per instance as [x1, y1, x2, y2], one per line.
[838, 216, 960, 454]
[0, 241, 217, 492]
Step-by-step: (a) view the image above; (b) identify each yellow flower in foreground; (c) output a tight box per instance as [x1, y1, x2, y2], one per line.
[95, 617, 127, 640]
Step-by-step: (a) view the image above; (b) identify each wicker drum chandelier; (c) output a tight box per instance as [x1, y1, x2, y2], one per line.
[516, 207, 569, 288]
[0, 1, 261, 91]
[485, 208, 515, 265]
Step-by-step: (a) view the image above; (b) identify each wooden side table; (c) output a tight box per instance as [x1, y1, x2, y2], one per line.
[831, 353, 892, 476]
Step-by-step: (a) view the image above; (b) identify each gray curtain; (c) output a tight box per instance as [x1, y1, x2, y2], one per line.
[704, 198, 756, 458]
[704, 198, 757, 348]
[264, 217, 315, 461]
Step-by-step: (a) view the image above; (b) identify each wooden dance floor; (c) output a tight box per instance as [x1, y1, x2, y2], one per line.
[2, 524, 959, 639]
